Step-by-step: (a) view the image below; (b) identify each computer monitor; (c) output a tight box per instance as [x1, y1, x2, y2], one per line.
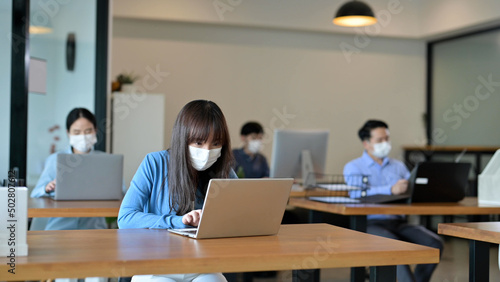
[270, 129, 329, 185]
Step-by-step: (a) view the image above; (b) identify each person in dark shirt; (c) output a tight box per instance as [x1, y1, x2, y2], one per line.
[232, 122, 269, 178]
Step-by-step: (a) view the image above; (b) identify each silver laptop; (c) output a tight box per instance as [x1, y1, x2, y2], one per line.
[167, 178, 294, 239]
[54, 153, 124, 200]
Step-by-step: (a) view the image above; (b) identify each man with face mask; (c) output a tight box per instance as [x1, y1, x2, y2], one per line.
[344, 120, 443, 282]
[232, 122, 269, 178]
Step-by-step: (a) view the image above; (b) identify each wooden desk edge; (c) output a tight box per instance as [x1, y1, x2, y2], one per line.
[28, 208, 120, 218]
[438, 223, 500, 244]
[289, 197, 500, 216]
[28, 198, 122, 218]
[402, 145, 500, 152]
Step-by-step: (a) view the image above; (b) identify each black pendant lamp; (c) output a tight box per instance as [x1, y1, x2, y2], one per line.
[333, 0, 377, 27]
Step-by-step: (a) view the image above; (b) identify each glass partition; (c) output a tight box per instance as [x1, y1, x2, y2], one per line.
[0, 2, 12, 181]
[431, 28, 500, 146]
[27, 0, 97, 187]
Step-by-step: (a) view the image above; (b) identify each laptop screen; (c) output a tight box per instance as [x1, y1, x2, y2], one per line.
[409, 162, 471, 203]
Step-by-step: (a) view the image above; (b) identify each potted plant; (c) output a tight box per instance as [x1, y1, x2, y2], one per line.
[115, 72, 140, 92]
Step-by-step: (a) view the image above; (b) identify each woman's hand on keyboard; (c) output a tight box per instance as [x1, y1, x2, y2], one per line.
[182, 209, 202, 227]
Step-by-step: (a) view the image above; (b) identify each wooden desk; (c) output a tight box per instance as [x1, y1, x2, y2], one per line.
[289, 197, 500, 231]
[289, 197, 500, 282]
[28, 198, 121, 218]
[438, 222, 500, 282]
[289, 187, 347, 198]
[0, 224, 438, 282]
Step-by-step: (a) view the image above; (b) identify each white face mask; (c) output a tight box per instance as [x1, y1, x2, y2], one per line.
[371, 141, 391, 159]
[247, 140, 262, 154]
[69, 133, 97, 153]
[189, 146, 222, 171]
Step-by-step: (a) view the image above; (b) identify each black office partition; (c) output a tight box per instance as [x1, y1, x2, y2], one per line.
[95, 0, 109, 152]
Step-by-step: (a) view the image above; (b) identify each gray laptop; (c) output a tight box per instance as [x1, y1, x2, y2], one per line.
[167, 178, 294, 239]
[54, 153, 124, 200]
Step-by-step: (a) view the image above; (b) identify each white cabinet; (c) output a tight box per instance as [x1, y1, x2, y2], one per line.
[112, 92, 165, 188]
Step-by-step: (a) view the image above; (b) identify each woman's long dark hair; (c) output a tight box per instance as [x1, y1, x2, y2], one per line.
[167, 100, 233, 215]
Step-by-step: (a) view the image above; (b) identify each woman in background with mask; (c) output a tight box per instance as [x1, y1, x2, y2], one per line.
[232, 121, 269, 178]
[118, 100, 235, 282]
[31, 107, 107, 231]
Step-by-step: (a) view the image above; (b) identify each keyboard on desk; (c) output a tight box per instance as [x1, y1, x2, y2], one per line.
[167, 228, 198, 238]
[357, 194, 410, 204]
[309, 196, 360, 204]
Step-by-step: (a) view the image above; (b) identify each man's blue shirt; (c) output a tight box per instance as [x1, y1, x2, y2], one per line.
[344, 151, 410, 220]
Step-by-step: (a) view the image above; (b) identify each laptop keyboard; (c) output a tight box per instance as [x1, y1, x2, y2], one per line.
[172, 228, 197, 233]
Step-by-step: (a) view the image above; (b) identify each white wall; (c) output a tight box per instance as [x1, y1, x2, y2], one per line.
[0, 2, 12, 181]
[420, 0, 500, 39]
[112, 18, 426, 174]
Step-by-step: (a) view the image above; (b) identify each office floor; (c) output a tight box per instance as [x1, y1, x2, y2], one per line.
[242, 237, 500, 282]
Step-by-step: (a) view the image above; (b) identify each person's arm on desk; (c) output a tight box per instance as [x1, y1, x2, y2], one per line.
[118, 153, 191, 230]
[343, 162, 409, 197]
[31, 153, 57, 198]
[391, 179, 408, 195]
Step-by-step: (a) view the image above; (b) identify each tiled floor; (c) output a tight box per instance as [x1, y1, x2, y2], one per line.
[244, 237, 500, 282]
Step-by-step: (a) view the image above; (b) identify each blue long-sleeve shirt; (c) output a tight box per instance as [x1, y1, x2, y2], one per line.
[30, 147, 108, 230]
[118, 150, 237, 229]
[344, 150, 410, 220]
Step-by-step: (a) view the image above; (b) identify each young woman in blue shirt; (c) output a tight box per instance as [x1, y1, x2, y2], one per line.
[118, 100, 236, 282]
[31, 107, 108, 231]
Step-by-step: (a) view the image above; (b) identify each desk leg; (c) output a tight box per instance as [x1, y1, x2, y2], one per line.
[308, 210, 322, 223]
[292, 269, 319, 282]
[370, 266, 396, 282]
[351, 267, 366, 282]
[350, 215, 367, 232]
[350, 216, 367, 282]
[469, 240, 489, 282]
